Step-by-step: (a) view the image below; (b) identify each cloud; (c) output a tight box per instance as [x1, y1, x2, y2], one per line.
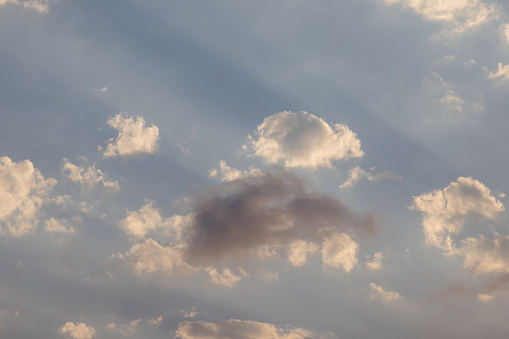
[365, 251, 384, 270]
[183, 308, 199, 318]
[487, 63, 509, 80]
[501, 23, 509, 44]
[44, 218, 75, 234]
[382, 0, 499, 33]
[244, 111, 363, 169]
[320, 229, 359, 272]
[287, 239, 320, 267]
[431, 54, 456, 67]
[0, 0, 50, 13]
[61, 158, 119, 191]
[437, 89, 465, 112]
[183, 169, 374, 265]
[410, 177, 504, 252]
[59, 322, 96, 339]
[174, 319, 316, 339]
[460, 233, 509, 274]
[0, 156, 56, 236]
[339, 166, 401, 189]
[209, 160, 262, 182]
[94, 87, 108, 93]
[100, 113, 159, 158]
[368, 283, 401, 301]
[119, 201, 163, 239]
[205, 267, 242, 287]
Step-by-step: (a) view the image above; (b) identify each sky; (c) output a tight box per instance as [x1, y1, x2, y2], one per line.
[1, 0, 509, 338]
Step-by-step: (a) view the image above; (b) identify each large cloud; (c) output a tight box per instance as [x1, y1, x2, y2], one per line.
[382, 0, 499, 33]
[174, 319, 318, 339]
[0, 156, 56, 236]
[59, 322, 96, 339]
[100, 113, 159, 158]
[410, 177, 504, 251]
[184, 169, 374, 265]
[244, 111, 363, 169]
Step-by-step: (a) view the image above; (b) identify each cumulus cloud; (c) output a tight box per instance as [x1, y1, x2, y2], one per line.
[175, 319, 316, 339]
[59, 322, 96, 339]
[487, 62, 509, 80]
[244, 111, 363, 169]
[209, 160, 262, 182]
[287, 239, 320, 267]
[0, 0, 50, 13]
[0, 156, 56, 236]
[460, 233, 509, 273]
[368, 283, 401, 301]
[183, 169, 374, 265]
[437, 89, 465, 112]
[410, 177, 504, 252]
[382, 0, 499, 32]
[206, 267, 242, 287]
[339, 166, 401, 189]
[319, 229, 359, 272]
[365, 251, 384, 270]
[44, 218, 75, 234]
[100, 113, 159, 158]
[61, 158, 119, 191]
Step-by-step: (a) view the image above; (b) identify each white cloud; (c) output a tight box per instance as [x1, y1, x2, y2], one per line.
[0, 0, 50, 13]
[124, 238, 193, 275]
[410, 177, 504, 252]
[460, 233, 509, 273]
[175, 319, 315, 339]
[206, 267, 242, 287]
[287, 239, 320, 267]
[59, 322, 96, 339]
[100, 113, 159, 158]
[365, 251, 384, 270]
[382, 0, 499, 33]
[61, 158, 119, 191]
[487, 63, 509, 80]
[437, 89, 465, 112]
[209, 160, 262, 182]
[368, 283, 401, 301]
[244, 111, 363, 169]
[119, 201, 163, 238]
[0, 156, 56, 236]
[339, 166, 402, 189]
[320, 229, 358, 272]
[501, 23, 509, 44]
[44, 218, 75, 234]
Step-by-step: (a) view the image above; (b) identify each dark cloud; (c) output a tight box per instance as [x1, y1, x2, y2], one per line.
[183, 169, 375, 265]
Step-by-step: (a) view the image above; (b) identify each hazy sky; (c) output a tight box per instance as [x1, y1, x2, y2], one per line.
[1, 1, 509, 338]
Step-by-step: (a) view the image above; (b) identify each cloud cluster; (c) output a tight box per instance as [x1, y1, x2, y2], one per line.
[0, 156, 56, 236]
[383, 0, 499, 32]
[0, 0, 50, 13]
[100, 113, 159, 158]
[339, 166, 401, 189]
[174, 319, 318, 339]
[410, 176, 504, 252]
[59, 322, 96, 339]
[244, 111, 363, 169]
[62, 158, 119, 191]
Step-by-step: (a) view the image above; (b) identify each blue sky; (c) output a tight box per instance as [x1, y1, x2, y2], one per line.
[1, 1, 509, 338]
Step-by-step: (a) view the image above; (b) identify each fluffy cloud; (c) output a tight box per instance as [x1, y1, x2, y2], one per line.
[460, 234, 509, 273]
[205, 267, 242, 287]
[0, 0, 50, 13]
[175, 319, 315, 339]
[0, 156, 56, 236]
[244, 111, 363, 169]
[339, 167, 401, 189]
[368, 283, 401, 301]
[365, 251, 384, 270]
[44, 218, 75, 234]
[320, 229, 359, 272]
[209, 160, 262, 182]
[59, 322, 96, 339]
[100, 113, 159, 158]
[183, 170, 374, 265]
[410, 177, 504, 252]
[487, 63, 509, 80]
[383, 0, 499, 32]
[119, 201, 163, 239]
[287, 239, 320, 267]
[61, 158, 119, 191]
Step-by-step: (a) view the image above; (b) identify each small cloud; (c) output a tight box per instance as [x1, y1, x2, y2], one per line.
[1, 0, 50, 13]
[59, 322, 96, 339]
[100, 112, 159, 158]
[61, 158, 119, 191]
[365, 251, 384, 270]
[431, 54, 456, 67]
[148, 316, 163, 326]
[44, 218, 75, 234]
[105, 322, 116, 329]
[340, 166, 401, 189]
[209, 160, 262, 182]
[94, 87, 108, 93]
[319, 228, 359, 272]
[368, 283, 401, 302]
[244, 111, 363, 169]
[460, 233, 509, 274]
[206, 267, 242, 287]
[487, 63, 509, 80]
[182, 308, 199, 318]
[500, 23, 509, 44]
[287, 239, 320, 267]
[478, 293, 495, 301]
